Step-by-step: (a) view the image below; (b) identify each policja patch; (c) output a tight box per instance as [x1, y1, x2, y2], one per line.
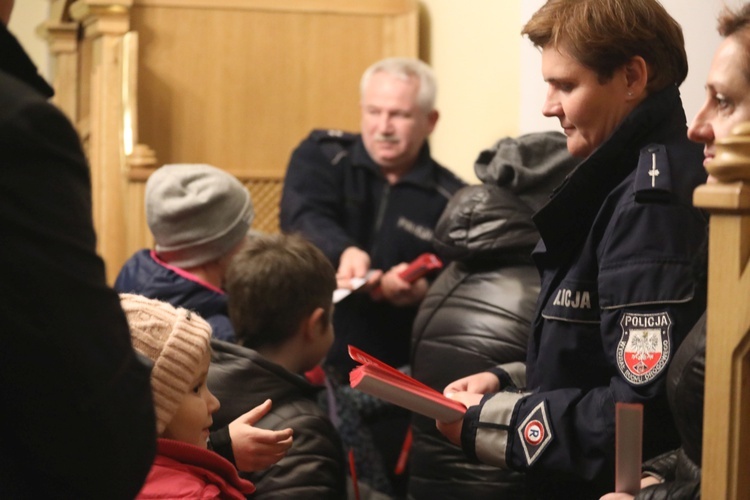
[616, 312, 672, 385]
[517, 401, 553, 466]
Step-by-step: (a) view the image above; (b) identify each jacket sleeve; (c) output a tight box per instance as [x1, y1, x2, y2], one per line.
[635, 448, 700, 500]
[248, 407, 347, 499]
[0, 98, 156, 498]
[279, 134, 358, 266]
[641, 450, 678, 483]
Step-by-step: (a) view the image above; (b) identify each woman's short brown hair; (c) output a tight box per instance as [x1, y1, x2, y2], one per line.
[226, 233, 336, 350]
[522, 0, 688, 93]
[717, 3, 750, 84]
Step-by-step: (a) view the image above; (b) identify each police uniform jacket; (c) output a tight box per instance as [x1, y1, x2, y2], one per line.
[280, 130, 465, 373]
[409, 132, 578, 500]
[460, 86, 708, 499]
[208, 340, 347, 500]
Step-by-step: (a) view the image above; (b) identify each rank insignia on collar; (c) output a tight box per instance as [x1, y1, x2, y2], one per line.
[635, 144, 672, 200]
[616, 312, 672, 385]
[517, 401, 553, 466]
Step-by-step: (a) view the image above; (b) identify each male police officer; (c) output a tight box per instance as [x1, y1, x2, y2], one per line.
[280, 57, 465, 493]
[281, 57, 464, 375]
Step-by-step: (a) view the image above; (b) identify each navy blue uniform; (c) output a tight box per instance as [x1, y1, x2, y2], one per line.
[460, 86, 708, 499]
[280, 130, 465, 373]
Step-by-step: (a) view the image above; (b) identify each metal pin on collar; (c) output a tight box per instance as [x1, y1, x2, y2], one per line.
[649, 153, 660, 188]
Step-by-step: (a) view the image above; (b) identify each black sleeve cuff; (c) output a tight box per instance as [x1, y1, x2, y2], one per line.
[208, 426, 236, 465]
[486, 367, 514, 390]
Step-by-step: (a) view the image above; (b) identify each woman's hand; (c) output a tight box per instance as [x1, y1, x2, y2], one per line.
[444, 371, 501, 395]
[435, 391, 484, 445]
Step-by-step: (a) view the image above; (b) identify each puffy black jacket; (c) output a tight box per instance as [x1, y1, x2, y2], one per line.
[408, 132, 578, 500]
[208, 340, 347, 499]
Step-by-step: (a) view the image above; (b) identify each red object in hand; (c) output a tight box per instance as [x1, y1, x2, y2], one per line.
[371, 253, 443, 300]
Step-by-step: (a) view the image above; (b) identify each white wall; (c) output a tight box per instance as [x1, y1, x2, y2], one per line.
[519, 0, 733, 134]
[420, 0, 521, 182]
[7, 0, 49, 80]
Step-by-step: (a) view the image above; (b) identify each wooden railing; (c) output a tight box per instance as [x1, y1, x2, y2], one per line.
[693, 122, 750, 500]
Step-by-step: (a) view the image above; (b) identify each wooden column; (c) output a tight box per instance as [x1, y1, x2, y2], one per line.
[693, 122, 750, 500]
[39, 19, 79, 123]
[69, 0, 134, 282]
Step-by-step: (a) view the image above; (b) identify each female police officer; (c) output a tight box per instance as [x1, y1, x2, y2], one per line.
[436, 1, 708, 498]
[601, 2, 750, 499]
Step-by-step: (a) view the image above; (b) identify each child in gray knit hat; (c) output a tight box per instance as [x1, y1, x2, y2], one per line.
[120, 293, 256, 499]
[146, 164, 254, 269]
[115, 163, 254, 343]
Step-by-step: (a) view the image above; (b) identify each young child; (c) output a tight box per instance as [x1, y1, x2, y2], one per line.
[208, 233, 348, 499]
[116, 164, 293, 473]
[120, 293, 256, 499]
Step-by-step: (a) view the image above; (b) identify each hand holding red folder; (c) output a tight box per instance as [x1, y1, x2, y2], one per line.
[348, 345, 466, 423]
[370, 253, 443, 301]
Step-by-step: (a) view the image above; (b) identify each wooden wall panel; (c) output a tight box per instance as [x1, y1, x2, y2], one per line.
[47, 0, 417, 281]
[130, 1, 417, 179]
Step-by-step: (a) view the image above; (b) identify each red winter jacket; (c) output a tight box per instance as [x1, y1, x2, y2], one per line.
[137, 439, 255, 499]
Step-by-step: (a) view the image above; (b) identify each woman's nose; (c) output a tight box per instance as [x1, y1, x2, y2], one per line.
[542, 90, 561, 118]
[687, 113, 713, 145]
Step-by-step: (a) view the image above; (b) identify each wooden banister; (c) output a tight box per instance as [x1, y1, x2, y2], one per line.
[693, 121, 750, 500]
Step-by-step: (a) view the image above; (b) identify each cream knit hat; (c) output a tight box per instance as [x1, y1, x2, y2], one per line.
[120, 294, 212, 434]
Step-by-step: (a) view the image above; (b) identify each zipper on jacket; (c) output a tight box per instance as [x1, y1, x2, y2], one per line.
[369, 184, 391, 261]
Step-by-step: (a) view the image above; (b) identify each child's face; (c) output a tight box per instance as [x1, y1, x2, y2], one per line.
[162, 352, 220, 448]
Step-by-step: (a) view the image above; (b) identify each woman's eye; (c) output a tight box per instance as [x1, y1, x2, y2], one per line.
[715, 94, 730, 110]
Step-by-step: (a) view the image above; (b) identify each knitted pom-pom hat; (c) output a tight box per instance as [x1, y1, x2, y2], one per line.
[120, 293, 212, 434]
[146, 164, 254, 268]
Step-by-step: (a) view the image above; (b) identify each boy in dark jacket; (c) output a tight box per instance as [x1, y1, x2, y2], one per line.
[209, 233, 348, 499]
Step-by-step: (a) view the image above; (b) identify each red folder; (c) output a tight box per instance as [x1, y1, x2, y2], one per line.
[348, 345, 466, 423]
[615, 402, 643, 494]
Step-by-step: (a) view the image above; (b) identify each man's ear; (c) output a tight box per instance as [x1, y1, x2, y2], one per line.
[426, 109, 439, 134]
[624, 55, 648, 98]
[302, 307, 327, 341]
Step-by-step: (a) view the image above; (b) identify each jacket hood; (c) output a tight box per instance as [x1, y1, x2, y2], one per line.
[474, 131, 579, 213]
[433, 131, 578, 263]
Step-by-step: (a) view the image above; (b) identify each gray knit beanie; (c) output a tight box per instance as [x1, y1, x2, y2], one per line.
[120, 293, 212, 435]
[146, 164, 254, 268]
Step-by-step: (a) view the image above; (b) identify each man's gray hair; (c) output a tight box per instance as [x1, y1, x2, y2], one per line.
[360, 57, 437, 113]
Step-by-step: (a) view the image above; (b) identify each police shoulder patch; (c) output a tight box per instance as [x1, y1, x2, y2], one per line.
[517, 401, 553, 466]
[616, 311, 672, 385]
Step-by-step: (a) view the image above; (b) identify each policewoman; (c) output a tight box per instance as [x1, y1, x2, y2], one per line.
[437, 1, 708, 499]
